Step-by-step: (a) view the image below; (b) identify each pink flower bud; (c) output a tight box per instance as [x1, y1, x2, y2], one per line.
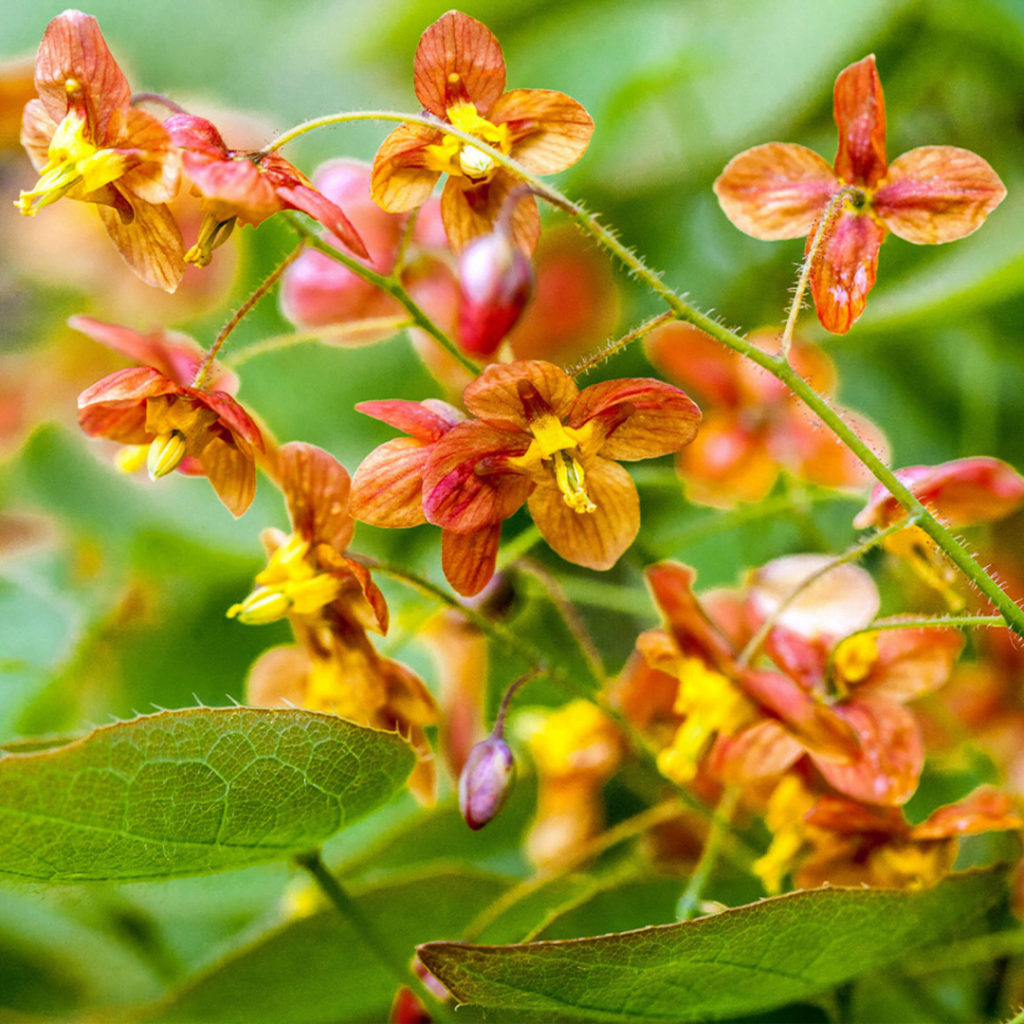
[457, 229, 532, 357]
[458, 736, 516, 829]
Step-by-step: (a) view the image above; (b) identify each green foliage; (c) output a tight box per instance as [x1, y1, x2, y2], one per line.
[0, 708, 414, 881]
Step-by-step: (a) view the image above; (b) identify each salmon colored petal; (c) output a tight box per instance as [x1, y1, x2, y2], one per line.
[441, 172, 541, 255]
[528, 457, 639, 570]
[832, 55, 887, 189]
[371, 123, 443, 213]
[413, 11, 506, 117]
[464, 360, 578, 430]
[276, 183, 370, 261]
[859, 626, 964, 704]
[714, 143, 838, 240]
[489, 88, 594, 174]
[784, 405, 890, 491]
[911, 787, 1022, 840]
[245, 644, 309, 707]
[873, 146, 1007, 244]
[185, 154, 278, 222]
[423, 421, 532, 532]
[321, 555, 389, 635]
[350, 438, 431, 528]
[78, 366, 177, 408]
[96, 199, 186, 293]
[20, 99, 58, 170]
[200, 391, 263, 450]
[804, 795, 905, 835]
[645, 322, 744, 407]
[35, 11, 130, 144]
[111, 107, 180, 205]
[441, 525, 502, 597]
[355, 399, 464, 441]
[570, 378, 701, 461]
[77, 401, 149, 444]
[609, 647, 680, 729]
[809, 210, 885, 334]
[761, 627, 829, 694]
[813, 697, 923, 806]
[678, 415, 778, 508]
[276, 442, 354, 554]
[201, 436, 257, 517]
[708, 720, 803, 783]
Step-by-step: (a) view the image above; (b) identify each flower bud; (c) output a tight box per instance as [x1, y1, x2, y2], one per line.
[457, 228, 532, 357]
[458, 735, 516, 830]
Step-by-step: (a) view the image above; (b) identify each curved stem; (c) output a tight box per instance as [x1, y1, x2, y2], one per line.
[847, 614, 1005, 635]
[568, 311, 675, 378]
[283, 213, 479, 376]
[676, 786, 740, 920]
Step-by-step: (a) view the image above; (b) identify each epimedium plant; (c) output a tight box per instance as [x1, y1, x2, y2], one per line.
[4, 7, 1024, 1024]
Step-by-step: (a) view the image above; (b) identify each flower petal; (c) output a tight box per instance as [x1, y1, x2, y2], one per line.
[78, 366, 177, 409]
[463, 360, 578, 430]
[833, 55, 887, 189]
[275, 182, 370, 261]
[528, 456, 639, 570]
[200, 435, 257, 518]
[782, 405, 890, 491]
[370, 123, 443, 213]
[275, 442, 354, 554]
[911, 787, 1022, 841]
[441, 525, 502, 597]
[713, 143, 838, 240]
[873, 146, 1007, 244]
[645, 322, 745, 407]
[96, 198, 186, 293]
[678, 414, 779, 508]
[441, 172, 541, 255]
[355, 399, 464, 441]
[809, 210, 885, 334]
[858, 625, 964, 704]
[423, 421, 533, 532]
[569, 378, 701, 460]
[20, 98, 58, 170]
[709, 720, 803, 783]
[413, 11, 506, 117]
[245, 644, 309, 707]
[489, 88, 594, 174]
[350, 438, 431, 528]
[200, 390, 263, 451]
[110, 106, 180, 205]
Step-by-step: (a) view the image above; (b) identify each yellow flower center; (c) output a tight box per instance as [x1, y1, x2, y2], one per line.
[17, 88, 130, 215]
[423, 102, 512, 181]
[832, 632, 878, 685]
[227, 535, 343, 625]
[528, 700, 620, 777]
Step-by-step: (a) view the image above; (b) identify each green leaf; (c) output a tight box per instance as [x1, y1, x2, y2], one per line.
[0, 707, 414, 882]
[418, 867, 1009, 1023]
[146, 868, 512, 1024]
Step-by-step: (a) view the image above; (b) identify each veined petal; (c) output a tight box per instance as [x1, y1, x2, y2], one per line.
[185, 153, 277, 223]
[569, 378, 701, 460]
[371, 123, 443, 213]
[441, 172, 541, 255]
[413, 11, 506, 117]
[20, 98, 58, 170]
[809, 210, 885, 334]
[441, 525, 502, 597]
[355, 399, 464, 441]
[709, 720, 803, 783]
[34, 11, 131, 144]
[328, 555, 390, 636]
[528, 456, 639, 570]
[464, 359, 578, 430]
[873, 146, 1007, 244]
[813, 697, 923, 806]
[276, 442, 354, 554]
[350, 438, 431, 528]
[489, 88, 594, 174]
[77, 401, 149, 444]
[857, 625, 964, 704]
[423, 421, 532, 532]
[200, 435, 257, 518]
[275, 183, 370, 261]
[645, 322, 744, 407]
[200, 390, 263, 451]
[833, 55, 887, 188]
[97, 198, 186, 293]
[714, 143, 838, 240]
[109, 106, 180, 204]
[78, 366, 177, 408]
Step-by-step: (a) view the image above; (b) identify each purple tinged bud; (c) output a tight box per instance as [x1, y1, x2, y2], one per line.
[457, 227, 533, 358]
[458, 736, 516, 830]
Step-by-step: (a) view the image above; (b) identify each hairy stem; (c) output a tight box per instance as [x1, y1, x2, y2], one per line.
[676, 786, 741, 920]
[568, 311, 675, 378]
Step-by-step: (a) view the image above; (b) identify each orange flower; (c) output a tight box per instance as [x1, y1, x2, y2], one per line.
[234, 442, 438, 803]
[164, 114, 368, 268]
[371, 10, 594, 254]
[351, 362, 701, 596]
[75, 317, 263, 517]
[17, 11, 185, 291]
[648, 323, 889, 506]
[714, 55, 1006, 333]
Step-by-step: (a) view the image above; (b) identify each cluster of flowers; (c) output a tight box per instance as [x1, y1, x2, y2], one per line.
[14, 9, 1024, 911]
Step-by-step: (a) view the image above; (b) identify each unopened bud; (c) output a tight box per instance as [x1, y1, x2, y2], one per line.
[458, 736, 516, 830]
[457, 228, 532, 357]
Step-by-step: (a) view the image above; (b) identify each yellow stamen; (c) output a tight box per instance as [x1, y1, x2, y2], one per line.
[227, 586, 293, 625]
[115, 445, 150, 474]
[422, 102, 511, 181]
[832, 632, 878, 684]
[147, 430, 187, 480]
[185, 212, 237, 267]
[552, 450, 595, 514]
[752, 775, 816, 894]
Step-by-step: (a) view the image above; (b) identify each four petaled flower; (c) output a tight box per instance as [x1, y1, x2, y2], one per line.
[164, 113, 368, 268]
[714, 55, 1006, 333]
[371, 10, 594, 254]
[18, 10, 186, 291]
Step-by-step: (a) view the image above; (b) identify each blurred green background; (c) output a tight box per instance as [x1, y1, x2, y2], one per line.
[2, 0, 1024, 1018]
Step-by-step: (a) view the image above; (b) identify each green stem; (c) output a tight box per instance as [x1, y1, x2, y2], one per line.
[294, 849, 454, 1021]
[848, 614, 1005, 634]
[495, 523, 542, 569]
[568, 311, 675, 378]
[676, 787, 740, 920]
[283, 213, 479, 376]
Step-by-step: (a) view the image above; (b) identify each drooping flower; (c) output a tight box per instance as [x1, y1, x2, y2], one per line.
[714, 55, 1006, 333]
[17, 11, 186, 291]
[647, 323, 889, 506]
[74, 316, 263, 517]
[351, 361, 701, 596]
[371, 10, 594, 254]
[234, 442, 439, 803]
[164, 114, 368, 267]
